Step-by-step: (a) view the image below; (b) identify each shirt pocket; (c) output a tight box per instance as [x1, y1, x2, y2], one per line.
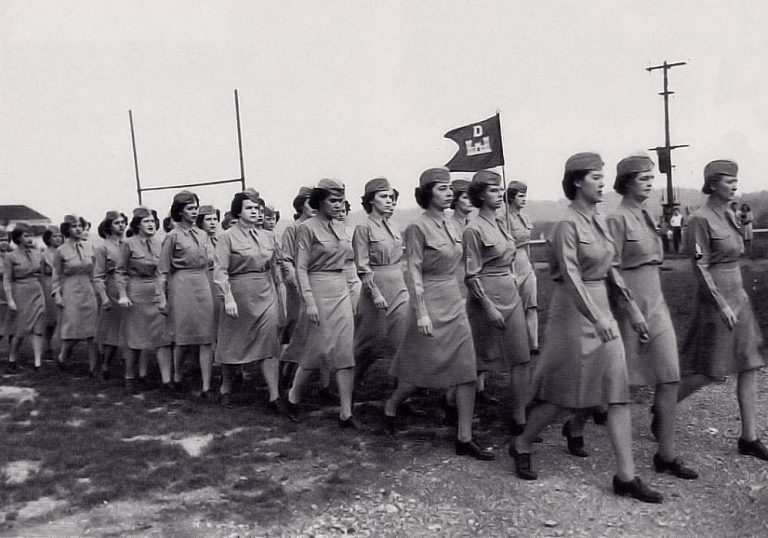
[625, 226, 644, 242]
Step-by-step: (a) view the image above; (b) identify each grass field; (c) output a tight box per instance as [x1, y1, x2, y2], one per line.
[2, 258, 768, 536]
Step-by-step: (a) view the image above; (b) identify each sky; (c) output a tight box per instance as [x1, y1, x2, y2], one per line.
[2, 0, 768, 224]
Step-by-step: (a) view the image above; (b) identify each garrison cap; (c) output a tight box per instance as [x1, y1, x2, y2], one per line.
[704, 159, 738, 179]
[172, 190, 197, 206]
[617, 154, 655, 176]
[471, 170, 501, 187]
[132, 206, 152, 219]
[317, 178, 345, 196]
[419, 167, 451, 188]
[564, 152, 604, 173]
[364, 177, 392, 196]
[506, 180, 528, 193]
[450, 179, 471, 195]
[197, 205, 217, 216]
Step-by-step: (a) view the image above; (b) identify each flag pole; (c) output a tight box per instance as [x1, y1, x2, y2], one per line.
[496, 110, 511, 231]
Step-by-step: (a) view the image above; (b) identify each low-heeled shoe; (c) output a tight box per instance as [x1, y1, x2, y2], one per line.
[561, 421, 588, 457]
[612, 476, 663, 504]
[738, 438, 768, 461]
[508, 445, 537, 480]
[653, 454, 698, 479]
[455, 439, 495, 460]
[338, 416, 360, 430]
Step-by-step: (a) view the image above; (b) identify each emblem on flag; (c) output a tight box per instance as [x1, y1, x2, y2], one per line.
[444, 114, 505, 172]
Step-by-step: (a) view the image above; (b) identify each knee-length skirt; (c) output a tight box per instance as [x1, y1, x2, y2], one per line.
[514, 250, 538, 310]
[41, 274, 57, 328]
[216, 272, 280, 365]
[280, 280, 302, 345]
[300, 272, 355, 371]
[96, 275, 124, 347]
[0, 283, 11, 337]
[533, 280, 630, 408]
[617, 265, 680, 386]
[344, 265, 362, 316]
[207, 269, 221, 344]
[124, 277, 170, 350]
[681, 263, 765, 377]
[354, 266, 409, 362]
[390, 276, 477, 388]
[11, 279, 46, 337]
[165, 269, 214, 346]
[58, 274, 97, 340]
[467, 272, 530, 372]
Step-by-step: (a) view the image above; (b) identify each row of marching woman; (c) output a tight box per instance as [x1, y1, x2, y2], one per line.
[1, 153, 766, 505]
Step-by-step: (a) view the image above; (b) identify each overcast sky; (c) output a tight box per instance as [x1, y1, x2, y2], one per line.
[2, 1, 768, 223]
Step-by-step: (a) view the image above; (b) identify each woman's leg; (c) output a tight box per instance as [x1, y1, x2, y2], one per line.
[607, 403, 635, 481]
[124, 348, 138, 381]
[87, 338, 98, 374]
[172, 345, 185, 384]
[59, 339, 75, 365]
[220, 364, 234, 395]
[101, 344, 117, 378]
[737, 369, 758, 441]
[156, 346, 172, 384]
[260, 357, 280, 402]
[384, 380, 417, 416]
[336, 367, 355, 420]
[138, 350, 149, 379]
[8, 335, 24, 365]
[525, 308, 539, 352]
[199, 344, 213, 393]
[288, 366, 314, 404]
[31, 335, 44, 368]
[510, 363, 530, 426]
[677, 373, 713, 403]
[455, 381, 477, 442]
[655, 382, 678, 460]
[515, 402, 566, 453]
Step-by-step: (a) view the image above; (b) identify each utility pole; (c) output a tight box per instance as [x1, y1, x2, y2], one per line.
[646, 60, 689, 220]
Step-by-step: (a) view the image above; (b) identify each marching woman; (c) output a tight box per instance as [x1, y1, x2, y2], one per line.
[3, 224, 46, 371]
[196, 205, 221, 345]
[117, 207, 173, 394]
[510, 153, 663, 503]
[287, 179, 358, 428]
[678, 160, 768, 460]
[213, 191, 295, 419]
[506, 181, 540, 355]
[159, 190, 215, 397]
[567, 155, 696, 478]
[52, 215, 99, 374]
[339, 200, 361, 313]
[279, 186, 315, 384]
[384, 167, 494, 460]
[93, 211, 127, 379]
[41, 226, 63, 357]
[463, 171, 531, 434]
[450, 179, 473, 294]
[0, 230, 12, 356]
[352, 177, 409, 389]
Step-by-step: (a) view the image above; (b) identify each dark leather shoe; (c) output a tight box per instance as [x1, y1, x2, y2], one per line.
[161, 383, 179, 400]
[592, 408, 608, 426]
[612, 476, 663, 504]
[7, 362, 18, 373]
[383, 413, 399, 435]
[650, 406, 660, 442]
[509, 420, 525, 437]
[56, 360, 66, 372]
[653, 454, 698, 479]
[441, 398, 458, 427]
[508, 445, 537, 480]
[220, 393, 234, 409]
[125, 379, 140, 395]
[338, 416, 360, 430]
[476, 391, 501, 406]
[318, 387, 337, 406]
[455, 438, 495, 460]
[268, 397, 300, 423]
[399, 400, 427, 418]
[738, 438, 768, 461]
[562, 421, 588, 457]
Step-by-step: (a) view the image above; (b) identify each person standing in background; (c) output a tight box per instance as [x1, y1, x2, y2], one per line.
[669, 208, 683, 253]
[738, 203, 754, 257]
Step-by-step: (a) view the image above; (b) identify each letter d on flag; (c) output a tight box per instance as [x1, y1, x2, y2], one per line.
[444, 114, 505, 172]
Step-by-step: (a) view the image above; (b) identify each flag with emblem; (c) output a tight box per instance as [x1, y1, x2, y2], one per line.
[444, 114, 505, 172]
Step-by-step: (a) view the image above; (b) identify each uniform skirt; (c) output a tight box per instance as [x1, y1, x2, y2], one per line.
[344, 265, 362, 315]
[58, 274, 97, 340]
[354, 265, 409, 362]
[0, 281, 11, 337]
[681, 262, 765, 377]
[96, 274, 124, 347]
[165, 269, 213, 346]
[216, 272, 280, 365]
[616, 265, 680, 386]
[124, 277, 170, 350]
[206, 269, 221, 344]
[11, 279, 46, 337]
[533, 280, 630, 408]
[466, 272, 530, 372]
[514, 249, 538, 309]
[300, 271, 355, 371]
[280, 279, 302, 345]
[390, 275, 477, 388]
[41, 274, 58, 328]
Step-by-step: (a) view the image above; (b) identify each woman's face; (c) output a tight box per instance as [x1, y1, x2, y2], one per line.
[480, 184, 504, 210]
[575, 170, 605, 204]
[139, 216, 156, 236]
[255, 205, 265, 226]
[319, 195, 345, 219]
[111, 217, 126, 236]
[371, 190, 395, 216]
[455, 192, 473, 213]
[21, 232, 35, 249]
[50, 231, 63, 248]
[181, 203, 199, 224]
[626, 170, 655, 202]
[711, 175, 738, 202]
[69, 219, 84, 240]
[239, 199, 260, 225]
[303, 199, 317, 218]
[263, 213, 276, 230]
[201, 213, 219, 235]
[511, 191, 527, 210]
[0, 237, 9, 251]
[430, 183, 453, 211]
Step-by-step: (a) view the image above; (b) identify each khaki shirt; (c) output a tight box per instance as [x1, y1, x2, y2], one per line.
[463, 213, 516, 307]
[93, 238, 123, 302]
[353, 214, 404, 302]
[52, 239, 95, 295]
[159, 225, 210, 275]
[295, 216, 352, 310]
[214, 223, 278, 305]
[607, 198, 663, 270]
[117, 235, 163, 299]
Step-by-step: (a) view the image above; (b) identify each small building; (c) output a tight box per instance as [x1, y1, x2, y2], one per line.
[0, 205, 51, 232]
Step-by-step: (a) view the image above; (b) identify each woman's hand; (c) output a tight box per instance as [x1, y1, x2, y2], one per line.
[631, 317, 649, 344]
[7, 299, 17, 312]
[417, 315, 433, 336]
[54, 292, 64, 308]
[373, 295, 388, 311]
[101, 298, 112, 311]
[158, 298, 167, 314]
[118, 296, 133, 309]
[720, 305, 737, 330]
[594, 317, 618, 343]
[486, 305, 506, 330]
[306, 304, 320, 325]
[224, 299, 239, 318]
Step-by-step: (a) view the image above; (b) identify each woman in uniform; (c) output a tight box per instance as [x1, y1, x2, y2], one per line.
[352, 177, 408, 390]
[510, 153, 663, 503]
[159, 190, 215, 397]
[384, 167, 493, 460]
[213, 191, 295, 419]
[678, 160, 767, 461]
[93, 211, 127, 380]
[506, 181, 539, 355]
[279, 186, 316, 386]
[286, 179, 358, 428]
[52, 215, 99, 374]
[3, 224, 46, 371]
[463, 170, 531, 435]
[41, 226, 63, 358]
[196, 205, 221, 348]
[118, 207, 173, 394]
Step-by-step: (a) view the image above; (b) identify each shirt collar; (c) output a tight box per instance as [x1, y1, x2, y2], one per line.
[568, 203, 596, 222]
